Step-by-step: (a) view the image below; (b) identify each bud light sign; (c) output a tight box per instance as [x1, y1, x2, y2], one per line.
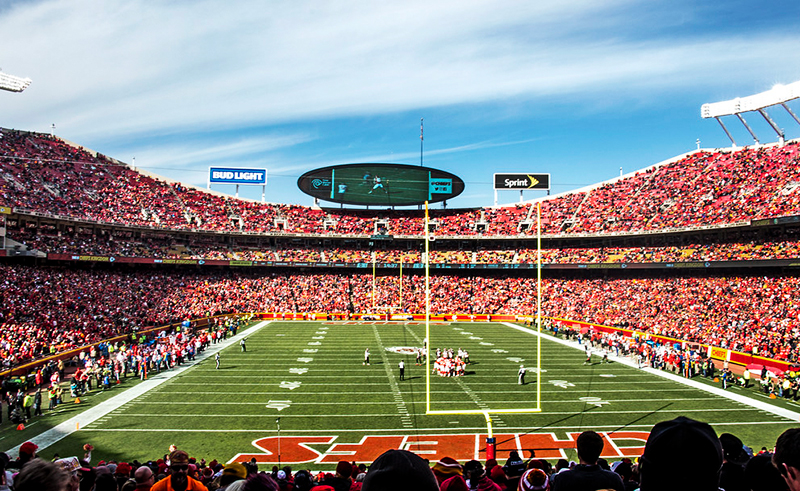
[209, 167, 267, 185]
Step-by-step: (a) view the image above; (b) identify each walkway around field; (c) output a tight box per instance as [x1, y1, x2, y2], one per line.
[503, 322, 800, 422]
[4, 321, 271, 458]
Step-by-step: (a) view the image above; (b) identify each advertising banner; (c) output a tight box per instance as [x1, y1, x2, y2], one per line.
[493, 173, 550, 190]
[209, 167, 267, 185]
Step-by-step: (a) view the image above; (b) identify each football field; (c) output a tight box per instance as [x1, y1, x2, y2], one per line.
[35, 321, 800, 467]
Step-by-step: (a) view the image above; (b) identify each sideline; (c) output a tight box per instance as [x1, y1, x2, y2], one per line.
[502, 322, 800, 422]
[5, 321, 271, 458]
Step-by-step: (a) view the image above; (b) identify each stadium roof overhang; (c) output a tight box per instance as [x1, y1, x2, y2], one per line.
[701, 80, 800, 147]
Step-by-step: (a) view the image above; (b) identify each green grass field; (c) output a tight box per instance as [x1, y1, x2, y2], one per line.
[19, 321, 800, 469]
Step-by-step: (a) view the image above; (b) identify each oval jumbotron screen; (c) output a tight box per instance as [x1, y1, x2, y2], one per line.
[297, 163, 464, 206]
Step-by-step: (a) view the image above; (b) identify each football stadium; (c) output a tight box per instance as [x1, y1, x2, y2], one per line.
[3, 3, 800, 490]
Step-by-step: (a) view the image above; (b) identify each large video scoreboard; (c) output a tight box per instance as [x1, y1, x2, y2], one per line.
[298, 163, 464, 206]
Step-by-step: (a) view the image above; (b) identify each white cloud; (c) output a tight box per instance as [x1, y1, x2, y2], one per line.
[117, 133, 316, 193]
[133, 133, 313, 168]
[2, 0, 798, 144]
[346, 138, 542, 165]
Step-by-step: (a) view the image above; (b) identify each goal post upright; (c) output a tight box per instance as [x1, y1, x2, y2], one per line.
[371, 253, 405, 314]
[399, 259, 403, 311]
[537, 201, 542, 408]
[425, 201, 431, 414]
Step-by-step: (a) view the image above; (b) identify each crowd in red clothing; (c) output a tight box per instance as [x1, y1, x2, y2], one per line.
[3, 129, 800, 376]
[3, 129, 800, 238]
[10, 218, 800, 265]
[7, 125, 800, 491]
[2, 265, 800, 367]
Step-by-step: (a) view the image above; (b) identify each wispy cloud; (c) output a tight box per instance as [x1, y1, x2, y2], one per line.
[2, 0, 799, 141]
[348, 138, 543, 164]
[129, 133, 314, 170]
[2, 0, 799, 207]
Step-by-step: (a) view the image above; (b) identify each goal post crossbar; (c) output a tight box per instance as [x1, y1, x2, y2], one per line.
[426, 408, 542, 415]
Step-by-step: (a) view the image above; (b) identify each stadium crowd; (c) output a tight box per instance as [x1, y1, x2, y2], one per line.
[1, 266, 800, 369]
[0, 315, 250, 425]
[544, 322, 800, 400]
[5, 129, 800, 490]
[10, 219, 800, 265]
[3, 130, 800, 237]
[4, 421, 799, 491]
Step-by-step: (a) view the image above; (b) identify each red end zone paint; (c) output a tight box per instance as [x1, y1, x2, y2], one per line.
[228, 432, 650, 464]
[231, 436, 337, 464]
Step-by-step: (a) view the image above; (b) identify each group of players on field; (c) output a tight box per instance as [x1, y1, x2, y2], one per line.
[433, 347, 470, 377]
[363, 345, 472, 378]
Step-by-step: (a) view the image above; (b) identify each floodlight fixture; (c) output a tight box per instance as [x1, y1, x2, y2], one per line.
[701, 80, 800, 147]
[0, 69, 32, 93]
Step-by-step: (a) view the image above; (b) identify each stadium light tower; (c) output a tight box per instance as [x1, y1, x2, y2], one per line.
[701, 80, 800, 147]
[0, 69, 32, 93]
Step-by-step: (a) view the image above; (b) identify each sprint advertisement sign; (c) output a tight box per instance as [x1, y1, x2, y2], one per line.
[493, 173, 550, 190]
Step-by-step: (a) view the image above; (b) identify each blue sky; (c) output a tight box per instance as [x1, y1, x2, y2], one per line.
[1, 0, 799, 208]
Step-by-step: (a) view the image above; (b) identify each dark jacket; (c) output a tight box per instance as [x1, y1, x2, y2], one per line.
[319, 476, 351, 491]
[550, 465, 625, 491]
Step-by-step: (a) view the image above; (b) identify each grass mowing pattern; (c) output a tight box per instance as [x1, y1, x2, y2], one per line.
[39, 321, 798, 467]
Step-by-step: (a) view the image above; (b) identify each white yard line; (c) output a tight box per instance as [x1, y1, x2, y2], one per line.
[372, 326, 414, 428]
[91, 407, 769, 419]
[79, 419, 794, 434]
[123, 396, 726, 406]
[5, 321, 271, 458]
[501, 322, 800, 422]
